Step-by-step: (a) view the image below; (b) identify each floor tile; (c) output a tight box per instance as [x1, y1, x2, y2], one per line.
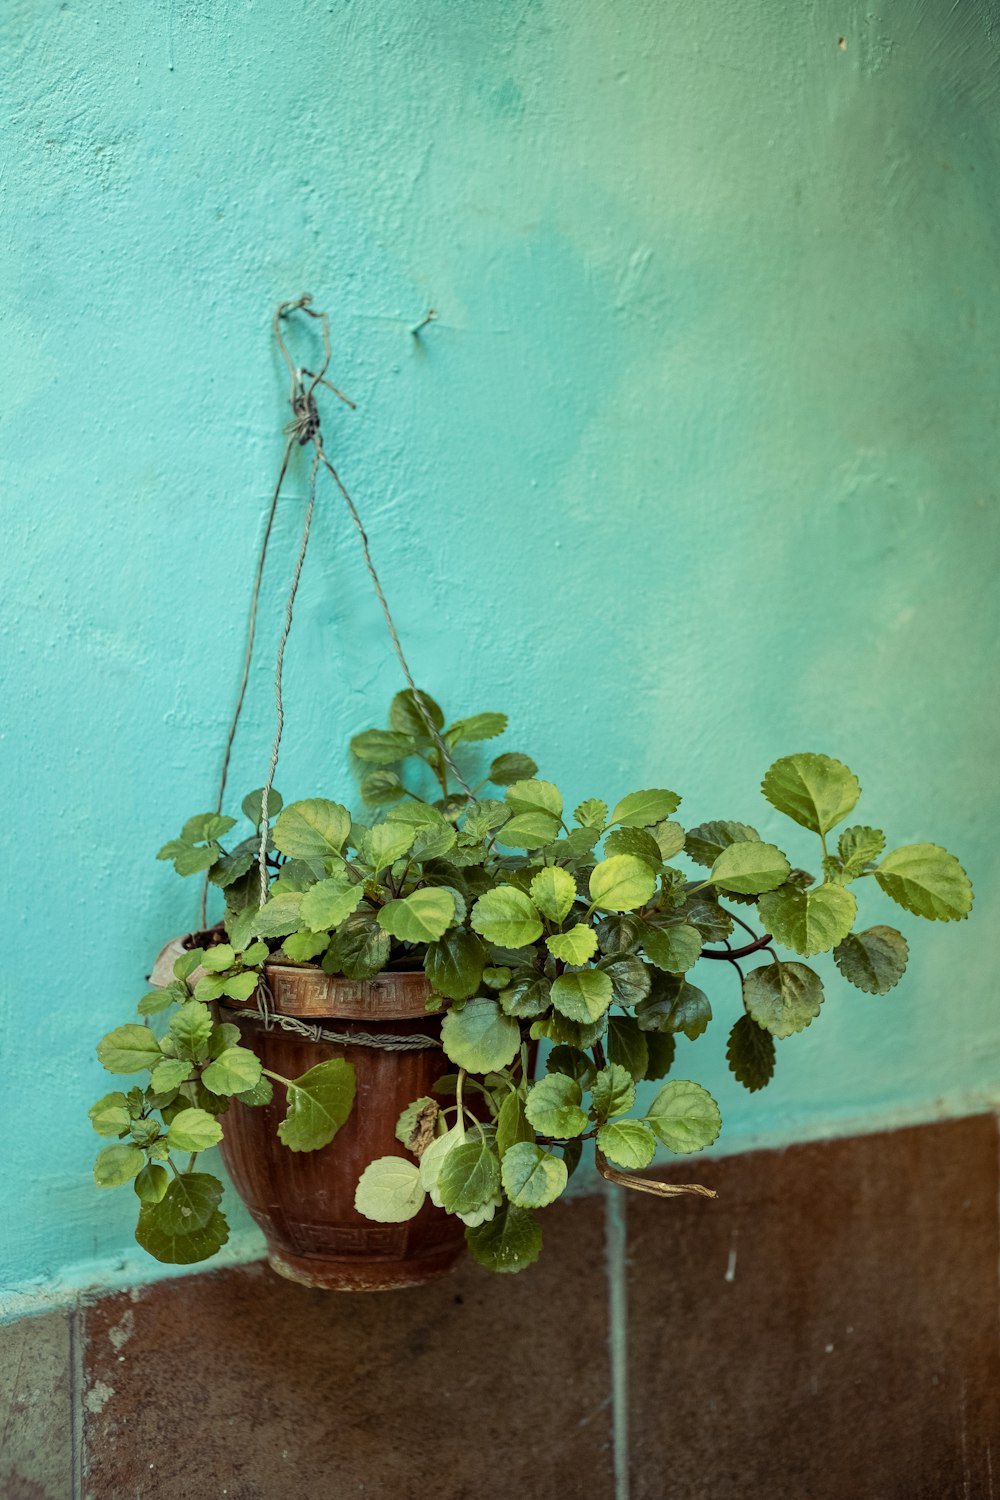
[0, 1309, 76, 1500]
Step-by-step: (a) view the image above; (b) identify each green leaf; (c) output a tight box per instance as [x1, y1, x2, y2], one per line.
[495, 811, 561, 849]
[726, 1014, 776, 1092]
[496, 1090, 535, 1156]
[761, 753, 860, 836]
[158, 841, 220, 876]
[460, 800, 509, 842]
[235, 1076, 274, 1107]
[530, 866, 577, 924]
[192, 973, 227, 1003]
[182, 812, 237, 844]
[88, 1092, 130, 1136]
[449, 711, 507, 743]
[390, 688, 445, 736]
[651, 821, 685, 861]
[137, 988, 175, 1017]
[94, 1143, 145, 1188]
[645, 1080, 721, 1154]
[596, 913, 644, 956]
[591, 1064, 636, 1119]
[360, 770, 405, 806]
[300, 877, 364, 932]
[242, 787, 283, 827]
[440, 997, 521, 1072]
[326, 910, 391, 980]
[378, 887, 456, 944]
[742, 961, 824, 1038]
[546, 924, 598, 964]
[604, 826, 663, 868]
[133, 1164, 170, 1204]
[361, 822, 417, 871]
[424, 928, 487, 1000]
[273, 799, 352, 859]
[438, 1139, 501, 1214]
[497, 974, 552, 1019]
[199, 944, 235, 974]
[419, 1122, 465, 1203]
[350, 729, 418, 765]
[150, 1172, 224, 1232]
[465, 1201, 542, 1274]
[202, 1047, 263, 1096]
[253, 892, 307, 939]
[395, 1096, 438, 1151]
[166, 1107, 223, 1153]
[278, 1058, 357, 1152]
[609, 789, 681, 827]
[644, 1032, 676, 1081]
[709, 841, 790, 895]
[838, 825, 886, 872]
[471, 887, 543, 948]
[551, 968, 614, 1023]
[574, 798, 607, 830]
[833, 926, 909, 994]
[281, 930, 329, 963]
[875, 844, 973, 922]
[384, 802, 458, 860]
[641, 922, 702, 973]
[504, 778, 563, 818]
[501, 1142, 567, 1208]
[354, 1156, 427, 1222]
[488, 752, 539, 786]
[759, 882, 855, 957]
[598, 1119, 656, 1170]
[150, 1058, 193, 1093]
[684, 820, 761, 869]
[168, 1001, 215, 1060]
[96, 1025, 162, 1075]
[606, 1016, 649, 1081]
[636, 976, 711, 1039]
[135, 1205, 230, 1265]
[546, 1045, 596, 1087]
[588, 855, 658, 913]
[225, 908, 257, 952]
[524, 1075, 589, 1138]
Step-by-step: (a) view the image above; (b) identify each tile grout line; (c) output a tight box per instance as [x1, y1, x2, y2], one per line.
[604, 1180, 630, 1500]
[69, 1297, 85, 1500]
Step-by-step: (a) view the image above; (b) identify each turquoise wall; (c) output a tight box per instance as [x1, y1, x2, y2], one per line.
[4, 0, 999, 1312]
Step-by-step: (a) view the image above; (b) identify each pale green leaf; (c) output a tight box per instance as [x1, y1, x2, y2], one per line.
[449, 711, 507, 742]
[202, 1047, 263, 1096]
[355, 1156, 426, 1222]
[574, 798, 607, 830]
[710, 841, 790, 895]
[641, 922, 702, 973]
[758, 882, 857, 956]
[742, 961, 824, 1038]
[609, 789, 681, 827]
[875, 844, 973, 922]
[168, 1001, 215, 1060]
[761, 753, 860, 836]
[833, 926, 909, 994]
[166, 1108, 223, 1153]
[377, 887, 456, 944]
[529, 866, 577, 924]
[253, 892, 307, 939]
[281, 930, 329, 963]
[137, 988, 176, 1017]
[645, 1080, 721, 1154]
[597, 1119, 656, 1169]
[838, 825, 886, 871]
[551, 968, 613, 1023]
[501, 1142, 567, 1208]
[277, 1058, 357, 1151]
[384, 802, 458, 860]
[495, 811, 561, 849]
[652, 821, 686, 861]
[684, 820, 761, 869]
[360, 770, 405, 806]
[604, 826, 663, 868]
[200, 943, 236, 973]
[94, 1143, 145, 1188]
[496, 1090, 534, 1156]
[591, 1063, 636, 1119]
[273, 798, 352, 859]
[470, 887, 543, 948]
[440, 997, 521, 1072]
[96, 1025, 161, 1075]
[588, 855, 658, 913]
[150, 1058, 193, 1093]
[242, 787, 283, 827]
[546, 924, 598, 964]
[361, 822, 417, 871]
[438, 1139, 501, 1214]
[88, 1092, 130, 1137]
[524, 1075, 589, 1138]
[300, 877, 364, 932]
[133, 1164, 170, 1204]
[504, 778, 563, 818]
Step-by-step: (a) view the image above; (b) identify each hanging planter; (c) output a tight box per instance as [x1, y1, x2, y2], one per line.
[87, 300, 975, 1289]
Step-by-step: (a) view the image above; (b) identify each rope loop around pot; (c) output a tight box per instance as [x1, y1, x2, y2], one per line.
[225, 975, 443, 1053]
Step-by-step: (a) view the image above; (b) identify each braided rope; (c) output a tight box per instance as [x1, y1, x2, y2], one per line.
[226, 977, 442, 1053]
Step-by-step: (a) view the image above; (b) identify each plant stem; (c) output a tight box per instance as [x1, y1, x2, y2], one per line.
[701, 934, 773, 960]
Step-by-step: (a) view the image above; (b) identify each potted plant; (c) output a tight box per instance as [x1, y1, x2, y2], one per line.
[89, 687, 972, 1288]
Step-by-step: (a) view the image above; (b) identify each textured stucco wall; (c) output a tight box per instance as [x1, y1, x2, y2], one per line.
[3, 0, 999, 1309]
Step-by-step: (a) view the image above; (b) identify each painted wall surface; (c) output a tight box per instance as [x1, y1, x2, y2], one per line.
[3, 0, 999, 1310]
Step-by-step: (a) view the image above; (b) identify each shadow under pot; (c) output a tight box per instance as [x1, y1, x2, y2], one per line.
[218, 963, 465, 1292]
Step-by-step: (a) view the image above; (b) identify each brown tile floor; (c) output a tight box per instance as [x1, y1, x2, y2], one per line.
[2, 1114, 997, 1499]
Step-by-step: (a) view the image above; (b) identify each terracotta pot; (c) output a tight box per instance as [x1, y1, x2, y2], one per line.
[218, 963, 466, 1292]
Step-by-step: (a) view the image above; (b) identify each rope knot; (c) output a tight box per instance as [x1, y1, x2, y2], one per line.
[286, 385, 321, 447]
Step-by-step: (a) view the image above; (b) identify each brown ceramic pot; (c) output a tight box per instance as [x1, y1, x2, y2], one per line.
[217, 962, 467, 1292]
